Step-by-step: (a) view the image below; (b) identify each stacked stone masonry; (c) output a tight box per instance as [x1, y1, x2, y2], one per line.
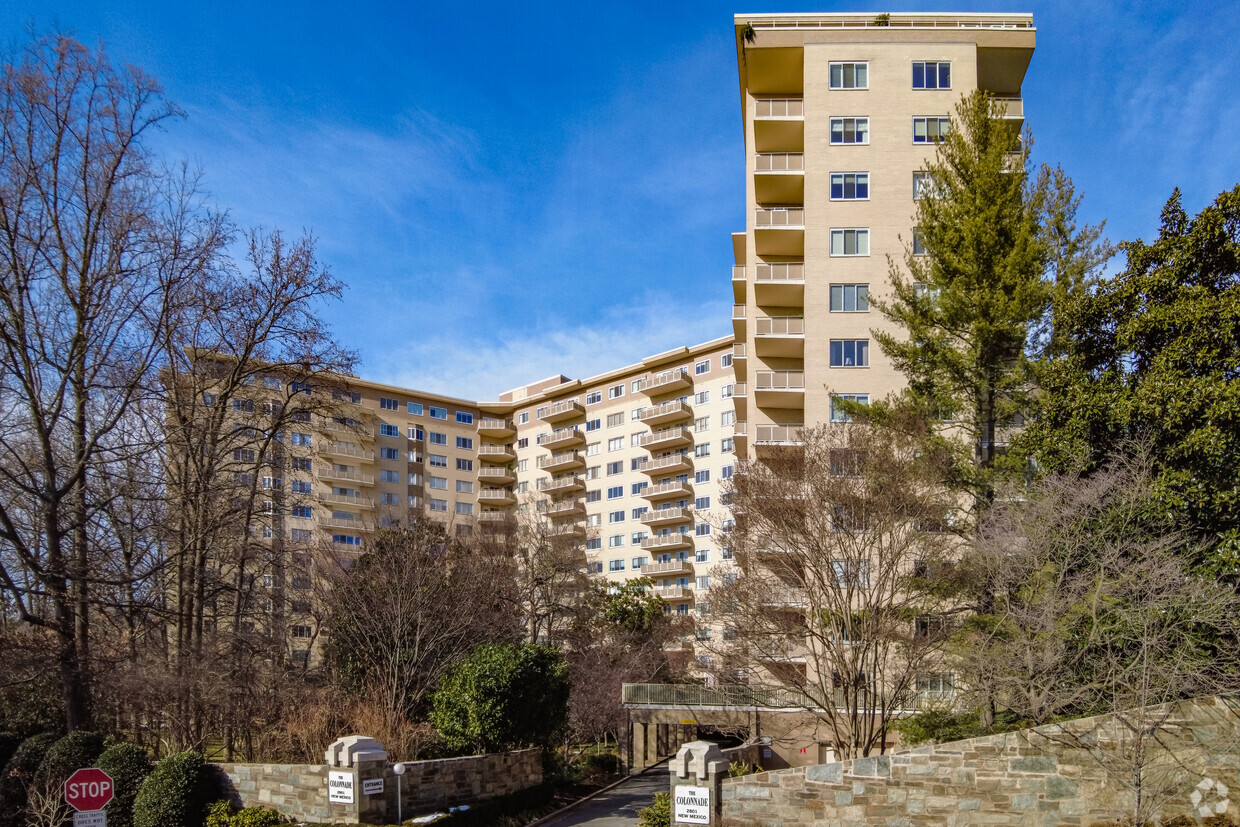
[721, 697, 1240, 826]
[217, 748, 542, 825]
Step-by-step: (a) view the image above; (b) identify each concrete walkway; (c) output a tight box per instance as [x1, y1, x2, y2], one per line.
[536, 765, 668, 827]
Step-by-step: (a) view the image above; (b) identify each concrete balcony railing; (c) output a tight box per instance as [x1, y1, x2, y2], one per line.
[544, 499, 586, 518]
[319, 492, 374, 509]
[478, 488, 516, 505]
[316, 516, 372, 532]
[478, 466, 517, 483]
[538, 427, 585, 450]
[639, 427, 693, 451]
[477, 417, 516, 437]
[640, 559, 695, 577]
[755, 207, 804, 228]
[538, 451, 585, 471]
[755, 316, 804, 336]
[640, 507, 694, 528]
[641, 533, 694, 551]
[653, 586, 694, 601]
[537, 400, 585, 424]
[732, 383, 748, 399]
[992, 96, 1024, 119]
[754, 98, 803, 119]
[317, 466, 374, 485]
[755, 424, 804, 445]
[638, 400, 692, 427]
[641, 453, 693, 476]
[755, 370, 805, 391]
[478, 444, 516, 462]
[733, 343, 747, 360]
[321, 442, 374, 462]
[755, 152, 804, 172]
[756, 262, 804, 282]
[538, 475, 585, 494]
[638, 368, 692, 396]
[642, 480, 694, 501]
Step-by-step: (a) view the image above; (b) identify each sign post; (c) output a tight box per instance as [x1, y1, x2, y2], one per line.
[65, 768, 114, 827]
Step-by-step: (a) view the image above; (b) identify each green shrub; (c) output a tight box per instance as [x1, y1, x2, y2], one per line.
[132, 751, 218, 827]
[637, 791, 671, 827]
[580, 752, 623, 777]
[36, 731, 106, 789]
[0, 731, 59, 826]
[205, 801, 235, 827]
[96, 743, 154, 827]
[229, 806, 288, 826]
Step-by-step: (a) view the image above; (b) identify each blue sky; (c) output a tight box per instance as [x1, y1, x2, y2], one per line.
[3, 1, 1237, 399]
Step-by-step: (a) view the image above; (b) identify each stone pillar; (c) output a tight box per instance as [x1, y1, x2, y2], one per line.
[668, 741, 728, 826]
[324, 735, 389, 825]
[632, 721, 649, 771]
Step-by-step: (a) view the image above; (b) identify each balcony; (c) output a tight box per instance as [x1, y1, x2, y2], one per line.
[731, 383, 748, 418]
[549, 523, 587, 541]
[322, 442, 374, 462]
[478, 466, 517, 484]
[317, 466, 374, 485]
[753, 98, 804, 153]
[642, 453, 693, 477]
[732, 265, 746, 303]
[642, 480, 694, 502]
[478, 487, 517, 506]
[538, 450, 585, 472]
[640, 559, 695, 577]
[641, 533, 694, 552]
[732, 304, 747, 338]
[754, 207, 804, 257]
[638, 367, 692, 396]
[653, 586, 694, 602]
[754, 262, 804, 306]
[754, 153, 804, 203]
[641, 507, 694, 528]
[477, 417, 516, 438]
[733, 343, 747, 380]
[992, 96, 1024, 127]
[539, 475, 585, 495]
[538, 400, 585, 424]
[544, 499, 586, 519]
[316, 515, 373, 532]
[754, 316, 805, 358]
[754, 371, 805, 409]
[320, 492, 374, 509]
[640, 427, 693, 452]
[320, 419, 374, 438]
[478, 443, 516, 463]
[639, 400, 692, 428]
[538, 427, 585, 451]
[755, 424, 804, 458]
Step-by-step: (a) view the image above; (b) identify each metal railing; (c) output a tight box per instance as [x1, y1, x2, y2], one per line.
[621, 682, 955, 713]
[653, 586, 693, 600]
[639, 367, 691, 393]
[639, 427, 692, 448]
[755, 152, 804, 172]
[755, 316, 804, 336]
[477, 417, 514, 432]
[756, 424, 804, 443]
[755, 262, 804, 281]
[644, 481, 693, 498]
[643, 454, 691, 472]
[755, 370, 806, 390]
[756, 207, 804, 227]
[641, 534, 693, 550]
[754, 98, 803, 118]
[478, 444, 513, 457]
[744, 13, 1033, 30]
[641, 507, 694, 525]
[641, 560, 694, 576]
[539, 475, 583, 492]
[639, 400, 691, 422]
[538, 451, 582, 469]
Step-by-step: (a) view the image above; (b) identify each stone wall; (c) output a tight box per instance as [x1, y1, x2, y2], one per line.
[216, 748, 543, 824]
[721, 696, 1240, 826]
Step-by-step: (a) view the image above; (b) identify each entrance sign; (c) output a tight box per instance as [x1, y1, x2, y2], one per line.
[73, 813, 106, 827]
[328, 770, 354, 803]
[65, 769, 114, 812]
[673, 784, 710, 824]
[362, 777, 384, 795]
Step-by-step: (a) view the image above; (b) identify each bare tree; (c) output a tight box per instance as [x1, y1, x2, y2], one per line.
[704, 420, 960, 760]
[0, 33, 227, 731]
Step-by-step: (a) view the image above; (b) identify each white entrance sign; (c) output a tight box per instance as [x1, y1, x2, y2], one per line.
[328, 770, 354, 804]
[362, 777, 384, 795]
[673, 784, 710, 824]
[73, 812, 106, 827]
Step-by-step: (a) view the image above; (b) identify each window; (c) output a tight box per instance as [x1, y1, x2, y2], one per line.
[829, 61, 868, 89]
[408, 402, 423, 415]
[913, 116, 950, 143]
[631, 457, 646, 471]
[609, 559, 626, 571]
[721, 410, 735, 427]
[456, 411, 473, 424]
[695, 496, 711, 509]
[695, 575, 711, 590]
[380, 397, 398, 411]
[694, 390, 710, 405]
[586, 390, 602, 405]
[516, 437, 528, 449]
[695, 359, 711, 375]
[607, 412, 624, 428]
[721, 353, 733, 368]
[632, 530, 648, 544]
[379, 424, 399, 438]
[831, 172, 869, 200]
[428, 431, 447, 445]
[290, 432, 312, 446]
[455, 502, 473, 515]
[233, 448, 256, 463]
[694, 444, 711, 458]
[586, 442, 600, 456]
[289, 479, 311, 494]
[586, 490, 602, 503]
[333, 534, 362, 546]
[517, 459, 528, 472]
[291, 528, 313, 542]
[456, 458, 474, 471]
[830, 229, 869, 256]
[262, 376, 282, 389]
[291, 457, 312, 471]
[456, 480, 473, 493]
[408, 427, 424, 441]
[912, 171, 939, 200]
[720, 465, 734, 480]
[632, 506, 648, 519]
[830, 339, 870, 367]
[291, 624, 313, 639]
[380, 470, 399, 483]
[290, 381, 311, 395]
[586, 558, 602, 570]
[632, 556, 649, 569]
[631, 407, 644, 421]
[694, 417, 709, 432]
[456, 436, 473, 449]
[695, 523, 711, 536]
[429, 454, 447, 467]
[631, 433, 643, 447]
[609, 535, 625, 548]
[380, 447, 399, 460]
[232, 398, 255, 414]
[429, 498, 447, 512]
[380, 492, 399, 505]
[408, 472, 422, 485]
[832, 559, 870, 587]
[585, 466, 600, 480]
[517, 412, 529, 424]
[429, 406, 447, 420]
[721, 547, 733, 561]
[917, 673, 954, 695]
[830, 448, 863, 476]
[291, 505, 312, 518]
[830, 283, 869, 312]
[721, 384, 734, 400]
[586, 418, 601, 431]
[587, 514, 601, 526]
[912, 230, 928, 256]
[913, 61, 951, 89]
[830, 117, 869, 145]
[608, 437, 624, 452]
[604, 461, 621, 476]
[721, 437, 734, 452]
[609, 510, 625, 523]
[409, 450, 423, 463]
[608, 384, 625, 400]
[695, 470, 711, 484]
[607, 486, 623, 499]
[830, 394, 870, 422]
[695, 548, 710, 563]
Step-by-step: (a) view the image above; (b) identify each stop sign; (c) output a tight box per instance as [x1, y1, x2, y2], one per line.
[64, 768, 114, 812]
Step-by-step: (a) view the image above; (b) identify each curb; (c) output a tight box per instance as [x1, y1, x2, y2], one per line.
[526, 758, 670, 826]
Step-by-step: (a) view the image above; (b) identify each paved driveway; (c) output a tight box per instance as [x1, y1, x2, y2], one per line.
[537, 765, 669, 827]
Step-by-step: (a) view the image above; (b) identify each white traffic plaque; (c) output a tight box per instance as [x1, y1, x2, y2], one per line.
[673, 784, 710, 824]
[328, 770, 354, 803]
[73, 812, 106, 827]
